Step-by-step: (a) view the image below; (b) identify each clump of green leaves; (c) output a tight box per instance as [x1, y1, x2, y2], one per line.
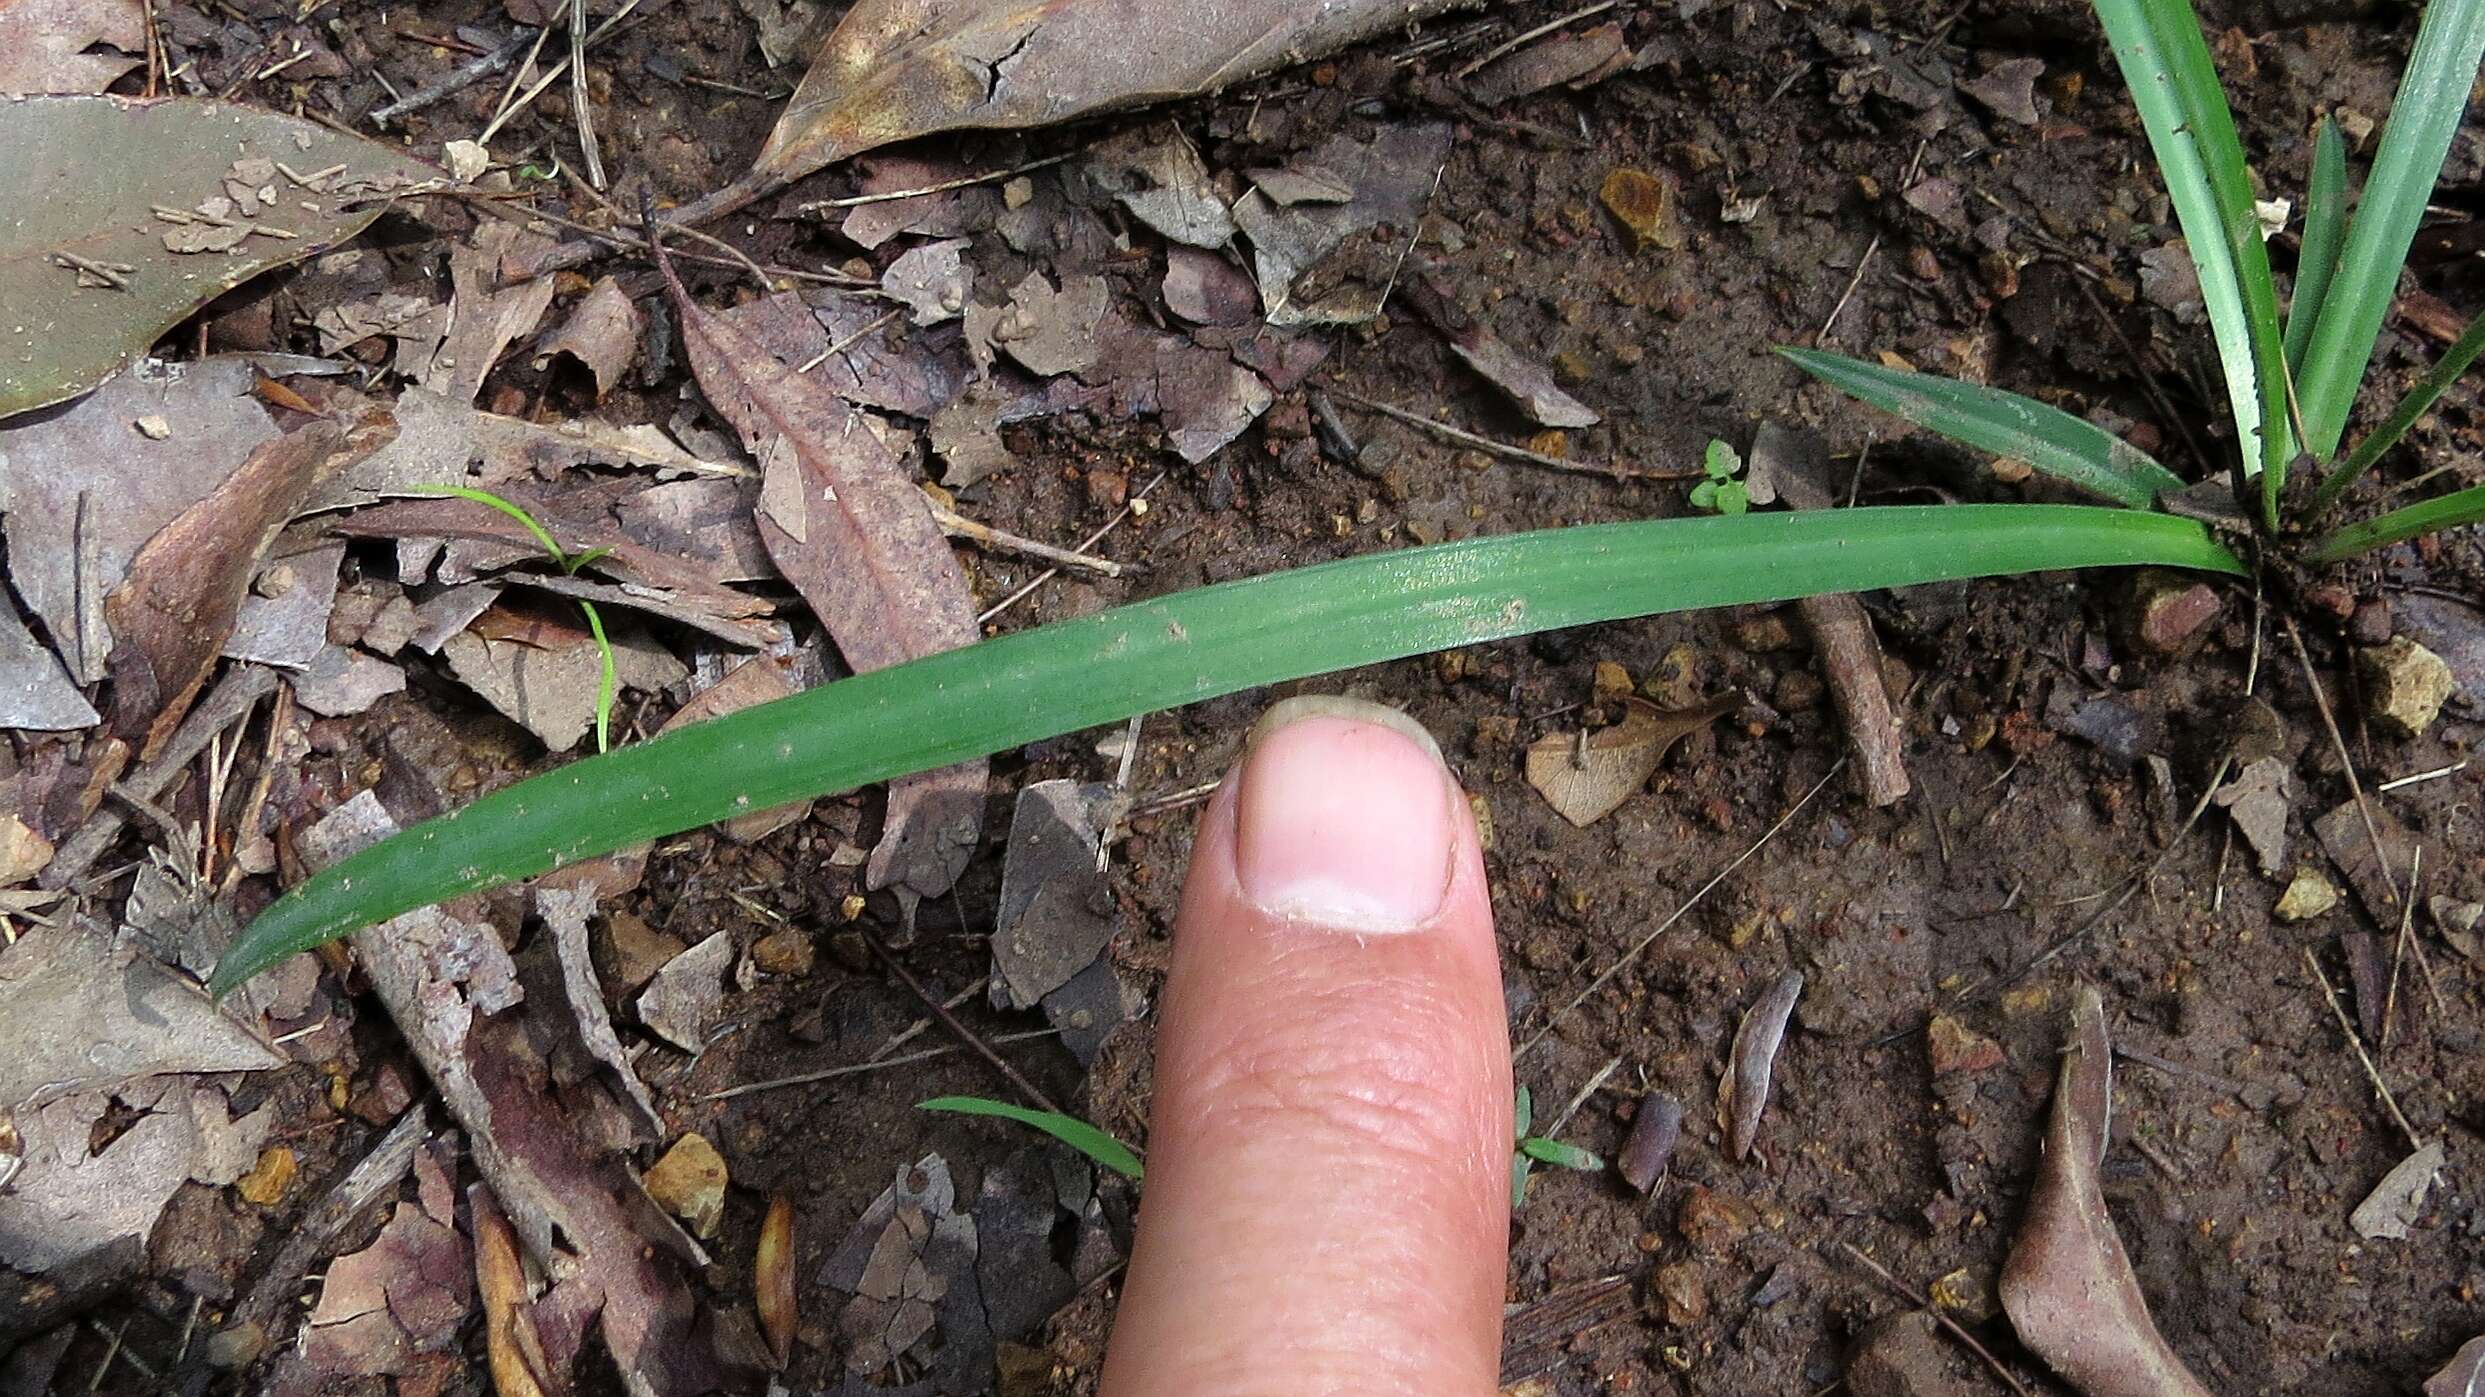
[1689, 439, 1749, 515]
[420, 484, 619, 754]
[1511, 1085, 1603, 1208]
[1784, 0, 2485, 558]
[917, 1096, 1144, 1180]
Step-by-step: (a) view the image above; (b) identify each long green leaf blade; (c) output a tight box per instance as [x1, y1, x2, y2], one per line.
[210, 507, 2243, 995]
[2313, 300, 2485, 516]
[2305, 482, 2485, 561]
[2286, 117, 2350, 374]
[918, 1098, 1144, 1179]
[1780, 349, 2183, 507]
[2296, 0, 2485, 459]
[2094, 0, 2283, 487]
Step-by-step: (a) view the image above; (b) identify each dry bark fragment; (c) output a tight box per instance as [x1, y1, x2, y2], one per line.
[1999, 987, 2214, 1397]
[656, 237, 985, 902]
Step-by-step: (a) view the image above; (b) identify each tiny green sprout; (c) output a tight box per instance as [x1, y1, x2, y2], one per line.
[1689, 439, 1750, 516]
[417, 484, 618, 753]
[1511, 1085, 1605, 1208]
[917, 1097, 1144, 1180]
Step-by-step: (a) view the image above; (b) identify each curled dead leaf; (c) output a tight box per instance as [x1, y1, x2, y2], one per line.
[757, 1192, 797, 1369]
[472, 1184, 552, 1397]
[1718, 971, 1802, 1162]
[1525, 695, 1734, 827]
[1998, 987, 2214, 1397]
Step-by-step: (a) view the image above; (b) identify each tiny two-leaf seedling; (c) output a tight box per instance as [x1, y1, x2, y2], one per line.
[1511, 1085, 1604, 1208]
[1688, 439, 1750, 516]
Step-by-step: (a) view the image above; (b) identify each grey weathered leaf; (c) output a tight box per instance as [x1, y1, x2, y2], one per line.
[0, 0, 144, 95]
[2348, 1141, 2444, 1241]
[1999, 986, 2215, 1397]
[2428, 1335, 2485, 1397]
[0, 95, 435, 418]
[753, 0, 1474, 188]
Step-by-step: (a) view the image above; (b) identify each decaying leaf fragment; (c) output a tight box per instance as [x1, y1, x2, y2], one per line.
[472, 1185, 552, 1397]
[752, 0, 1476, 187]
[757, 1193, 797, 1368]
[656, 237, 985, 903]
[1718, 971, 1802, 1161]
[1526, 695, 1734, 827]
[1999, 987, 2214, 1397]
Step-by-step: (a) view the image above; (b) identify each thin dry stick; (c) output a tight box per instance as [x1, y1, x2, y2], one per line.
[2380, 846, 2450, 1035]
[2283, 614, 2400, 905]
[1330, 390, 1701, 484]
[482, 25, 552, 135]
[931, 503, 1125, 578]
[1813, 234, 1881, 347]
[864, 930, 1062, 1115]
[476, 0, 641, 145]
[1454, 0, 1619, 78]
[2378, 759, 2469, 791]
[979, 474, 1166, 624]
[2302, 947, 2425, 1152]
[1542, 1055, 1623, 1139]
[564, 173, 782, 293]
[1837, 1243, 2037, 1397]
[795, 153, 1074, 213]
[568, 0, 603, 187]
[795, 308, 904, 374]
[1519, 759, 1844, 1060]
[700, 1029, 1056, 1101]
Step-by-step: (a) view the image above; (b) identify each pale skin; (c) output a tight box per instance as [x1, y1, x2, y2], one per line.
[1098, 697, 1513, 1396]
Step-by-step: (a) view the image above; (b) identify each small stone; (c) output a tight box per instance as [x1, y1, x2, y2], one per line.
[1653, 1261, 1708, 1325]
[1929, 1265, 1997, 1323]
[134, 415, 171, 440]
[599, 910, 685, 992]
[2274, 867, 2341, 923]
[442, 139, 490, 182]
[1644, 642, 1704, 709]
[1591, 660, 1634, 705]
[2348, 598, 2393, 646]
[236, 1146, 297, 1206]
[1677, 1184, 1755, 1253]
[751, 927, 816, 978]
[206, 1322, 267, 1370]
[1734, 614, 1797, 652]
[1085, 468, 1129, 510]
[2356, 637, 2456, 739]
[1925, 1014, 2004, 1075]
[2431, 896, 2483, 960]
[2130, 569, 2222, 657]
[1772, 669, 1825, 712]
[1599, 167, 1678, 251]
[644, 1132, 729, 1239]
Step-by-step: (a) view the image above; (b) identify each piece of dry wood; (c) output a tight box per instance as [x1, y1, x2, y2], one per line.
[1770, 433, 1909, 805]
[655, 231, 985, 903]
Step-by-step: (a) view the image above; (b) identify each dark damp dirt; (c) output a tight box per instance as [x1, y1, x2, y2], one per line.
[40, 0, 2485, 1391]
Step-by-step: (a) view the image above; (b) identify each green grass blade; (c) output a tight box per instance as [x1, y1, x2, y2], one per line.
[578, 599, 616, 755]
[1780, 349, 2183, 507]
[2313, 300, 2485, 518]
[2094, 0, 2288, 494]
[2296, 0, 2485, 459]
[2305, 482, 2485, 562]
[918, 1097, 1143, 1179]
[2286, 117, 2350, 375]
[209, 507, 2244, 996]
[1518, 1137, 1604, 1171]
[417, 484, 571, 568]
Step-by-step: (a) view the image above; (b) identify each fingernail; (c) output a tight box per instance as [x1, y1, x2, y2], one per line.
[1232, 697, 1458, 933]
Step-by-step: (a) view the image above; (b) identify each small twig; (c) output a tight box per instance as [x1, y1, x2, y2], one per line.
[979, 474, 1165, 624]
[369, 26, 537, 128]
[2302, 947, 2425, 1152]
[483, 25, 553, 135]
[2282, 614, 2400, 905]
[1813, 234, 1881, 348]
[52, 251, 134, 290]
[1454, 0, 1619, 78]
[1520, 760, 1844, 1060]
[795, 308, 904, 374]
[475, 0, 641, 146]
[42, 667, 279, 891]
[1836, 1243, 2036, 1397]
[568, 0, 604, 187]
[931, 503, 1128, 578]
[2381, 846, 2420, 1048]
[794, 153, 1074, 213]
[1331, 389, 1702, 484]
[1541, 1055, 1623, 1139]
[86, 1317, 132, 1391]
[567, 173, 781, 294]
[863, 930, 1061, 1115]
[2378, 759, 2468, 792]
[700, 1029, 1057, 1101]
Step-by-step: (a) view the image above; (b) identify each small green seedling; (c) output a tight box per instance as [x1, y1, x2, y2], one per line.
[419, 484, 619, 754]
[1510, 1086, 1604, 1208]
[1688, 439, 1749, 516]
[918, 1096, 1145, 1180]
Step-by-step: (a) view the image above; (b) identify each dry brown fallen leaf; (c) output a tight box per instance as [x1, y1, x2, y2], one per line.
[1998, 986, 2215, 1397]
[471, 1185, 552, 1397]
[752, 0, 1475, 189]
[535, 274, 644, 399]
[1526, 695, 1736, 827]
[1718, 970, 1803, 1162]
[656, 235, 986, 904]
[757, 1193, 798, 1369]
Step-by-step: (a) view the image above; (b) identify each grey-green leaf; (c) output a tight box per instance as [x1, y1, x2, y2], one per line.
[0, 94, 436, 420]
[1780, 348, 2183, 508]
[2286, 117, 2349, 377]
[1519, 1137, 1604, 1172]
[918, 1097, 1145, 1179]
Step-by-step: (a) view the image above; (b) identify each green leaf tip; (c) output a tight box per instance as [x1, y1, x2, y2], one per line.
[918, 1097, 1145, 1179]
